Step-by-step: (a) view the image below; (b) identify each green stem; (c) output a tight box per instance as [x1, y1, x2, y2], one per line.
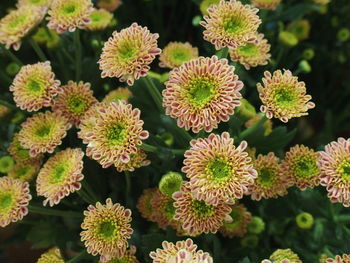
[82, 179, 99, 203]
[29, 38, 47, 61]
[0, 43, 23, 66]
[239, 115, 268, 140]
[0, 99, 17, 110]
[28, 205, 82, 218]
[53, 50, 69, 81]
[216, 47, 228, 59]
[125, 171, 132, 207]
[74, 29, 82, 81]
[175, 124, 192, 142]
[140, 143, 158, 153]
[61, 46, 75, 64]
[143, 76, 164, 112]
[0, 71, 12, 84]
[77, 188, 95, 205]
[67, 250, 88, 263]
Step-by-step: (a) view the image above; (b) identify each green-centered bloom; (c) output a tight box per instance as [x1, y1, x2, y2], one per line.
[245, 114, 273, 136]
[52, 81, 97, 126]
[0, 176, 31, 227]
[296, 212, 314, 230]
[200, 0, 220, 15]
[8, 133, 43, 164]
[115, 148, 150, 172]
[0, 6, 46, 50]
[136, 187, 158, 222]
[47, 0, 94, 33]
[269, 249, 302, 263]
[101, 246, 139, 263]
[325, 254, 350, 263]
[37, 247, 65, 263]
[163, 56, 243, 133]
[282, 145, 320, 190]
[10, 61, 62, 112]
[17, 0, 52, 8]
[0, 156, 15, 174]
[18, 111, 71, 157]
[200, 0, 261, 50]
[251, 0, 281, 10]
[8, 161, 41, 182]
[288, 19, 311, 41]
[80, 198, 133, 259]
[159, 42, 199, 69]
[103, 88, 133, 104]
[257, 70, 315, 123]
[97, 0, 122, 12]
[248, 216, 265, 234]
[36, 148, 84, 206]
[151, 189, 178, 230]
[84, 8, 113, 31]
[159, 172, 183, 197]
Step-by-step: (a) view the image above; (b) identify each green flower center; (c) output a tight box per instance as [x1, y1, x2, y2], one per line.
[258, 167, 276, 187]
[35, 124, 51, 138]
[294, 156, 318, 178]
[62, 3, 77, 15]
[110, 257, 129, 263]
[171, 49, 189, 64]
[0, 193, 13, 212]
[225, 208, 242, 228]
[237, 43, 259, 57]
[97, 220, 119, 241]
[207, 159, 232, 180]
[274, 87, 298, 109]
[338, 160, 350, 181]
[27, 78, 44, 93]
[50, 163, 68, 183]
[192, 200, 214, 217]
[91, 13, 102, 23]
[7, 15, 27, 30]
[223, 16, 244, 34]
[187, 77, 217, 109]
[67, 95, 88, 115]
[106, 123, 127, 146]
[163, 200, 176, 220]
[117, 41, 139, 61]
[16, 166, 31, 179]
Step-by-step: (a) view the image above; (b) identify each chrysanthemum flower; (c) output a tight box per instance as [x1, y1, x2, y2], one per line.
[251, 0, 281, 10]
[78, 101, 149, 168]
[114, 148, 150, 172]
[101, 246, 139, 263]
[288, 19, 311, 41]
[136, 187, 157, 222]
[102, 88, 132, 104]
[99, 23, 161, 86]
[17, 0, 52, 8]
[0, 6, 46, 50]
[10, 61, 62, 112]
[77, 102, 106, 138]
[151, 190, 178, 230]
[18, 111, 71, 157]
[325, 254, 350, 263]
[0, 156, 15, 174]
[173, 182, 232, 235]
[52, 81, 97, 126]
[97, 0, 122, 12]
[249, 153, 292, 200]
[0, 176, 31, 227]
[0, 105, 11, 119]
[84, 8, 113, 31]
[200, 0, 220, 16]
[245, 114, 273, 136]
[200, 0, 261, 50]
[182, 132, 257, 205]
[318, 137, 350, 207]
[8, 133, 43, 164]
[219, 203, 252, 238]
[257, 70, 315, 123]
[270, 249, 302, 263]
[282, 145, 320, 190]
[229, 33, 271, 70]
[150, 238, 213, 263]
[37, 247, 64, 263]
[261, 260, 291, 263]
[36, 148, 84, 206]
[80, 198, 133, 259]
[47, 0, 94, 33]
[163, 56, 243, 133]
[8, 161, 41, 182]
[159, 42, 199, 69]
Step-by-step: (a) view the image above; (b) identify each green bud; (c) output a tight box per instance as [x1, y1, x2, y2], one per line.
[302, 49, 315, 60]
[0, 156, 15, 174]
[108, 18, 118, 28]
[248, 216, 265, 234]
[235, 98, 256, 120]
[159, 172, 183, 196]
[6, 62, 20, 76]
[279, 31, 299, 47]
[318, 4, 328, 14]
[103, 83, 111, 91]
[159, 132, 174, 147]
[337, 28, 350, 42]
[46, 35, 61, 49]
[240, 234, 259, 248]
[331, 16, 339, 27]
[298, 60, 311, 73]
[192, 15, 202, 27]
[296, 212, 314, 229]
[338, 53, 347, 64]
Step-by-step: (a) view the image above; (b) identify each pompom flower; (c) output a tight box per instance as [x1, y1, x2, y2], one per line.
[52, 81, 97, 126]
[288, 19, 311, 41]
[84, 8, 113, 31]
[0, 6, 46, 50]
[249, 153, 292, 200]
[17, 0, 52, 8]
[102, 88, 132, 104]
[270, 249, 302, 263]
[219, 203, 252, 238]
[173, 182, 232, 235]
[163, 56, 243, 133]
[159, 42, 199, 69]
[36, 148, 84, 206]
[8, 133, 43, 164]
[182, 132, 257, 205]
[159, 172, 183, 196]
[136, 187, 157, 222]
[281, 145, 320, 190]
[229, 33, 271, 70]
[37, 248, 65, 263]
[47, 0, 94, 33]
[114, 148, 150, 172]
[10, 61, 61, 112]
[101, 246, 139, 263]
[325, 255, 350, 263]
[80, 198, 133, 259]
[200, 0, 261, 50]
[318, 137, 350, 207]
[251, 0, 281, 10]
[257, 70, 315, 123]
[99, 23, 161, 86]
[78, 101, 149, 168]
[97, 0, 122, 12]
[18, 111, 71, 157]
[8, 161, 41, 182]
[150, 238, 213, 263]
[0, 176, 31, 227]
[151, 189, 178, 230]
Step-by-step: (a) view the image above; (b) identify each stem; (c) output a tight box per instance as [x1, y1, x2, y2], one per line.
[0, 99, 17, 110]
[53, 50, 69, 81]
[239, 115, 268, 140]
[61, 46, 75, 64]
[174, 124, 192, 142]
[143, 76, 164, 112]
[67, 250, 88, 263]
[0, 43, 23, 66]
[28, 205, 82, 218]
[125, 171, 132, 207]
[140, 143, 158, 153]
[216, 47, 228, 59]
[0, 71, 12, 84]
[29, 38, 47, 61]
[77, 188, 95, 205]
[74, 29, 82, 81]
[82, 179, 99, 203]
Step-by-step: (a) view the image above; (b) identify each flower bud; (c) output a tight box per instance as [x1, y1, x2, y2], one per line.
[298, 60, 311, 73]
[235, 98, 256, 120]
[6, 62, 20, 76]
[279, 31, 298, 47]
[159, 172, 183, 196]
[302, 49, 315, 60]
[0, 156, 15, 174]
[248, 216, 265, 234]
[296, 212, 314, 229]
[240, 234, 259, 248]
[337, 28, 350, 42]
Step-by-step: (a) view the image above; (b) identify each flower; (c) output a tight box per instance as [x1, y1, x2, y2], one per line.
[249, 153, 292, 200]
[296, 212, 314, 230]
[0, 176, 31, 227]
[37, 248, 65, 263]
[325, 255, 350, 263]
[318, 137, 350, 207]
[10, 61, 61, 112]
[251, 0, 281, 10]
[36, 148, 84, 206]
[8, 161, 41, 182]
[97, 0, 122, 12]
[219, 203, 252, 238]
[278, 31, 298, 47]
[200, 0, 220, 16]
[200, 0, 261, 50]
[257, 70, 315, 122]
[136, 187, 157, 222]
[281, 145, 320, 190]
[101, 246, 139, 263]
[8, 133, 43, 164]
[159, 172, 183, 196]
[80, 198, 133, 259]
[182, 132, 256, 205]
[47, 0, 94, 33]
[84, 8, 113, 31]
[288, 19, 311, 41]
[270, 249, 302, 263]
[0, 156, 15, 174]
[245, 114, 273, 136]
[52, 81, 97, 126]
[99, 23, 161, 86]
[150, 238, 213, 263]
[78, 101, 149, 168]
[114, 148, 150, 172]
[0, 6, 46, 50]
[173, 182, 232, 235]
[17, 0, 52, 8]
[229, 33, 271, 70]
[163, 56, 243, 133]
[102, 88, 133, 104]
[151, 189, 178, 230]
[159, 42, 199, 69]
[248, 216, 265, 234]
[18, 111, 71, 157]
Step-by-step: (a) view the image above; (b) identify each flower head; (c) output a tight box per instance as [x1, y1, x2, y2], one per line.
[245, 114, 273, 136]
[8, 161, 41, 182]
[136, 187, 157, 222]
[325, 255, 350, 263]
[78, 101, 149, 168]
[200, 0, 261, 50]
[296, 212, 314, 230]
[97, 0, 122, 12]
[99, 23, 161, 86]
[8, 133, 43, 164]
[151, 189, 178, 230]
[159, 172, 183, 196]
[0, 176, 31, 227]
[10, 61, 61, 112]
[102, 88, 132, 104]
[270, 249, 302, 263]
[52, 81, 97, 126]
[200, 0, 220, 15]
[163, 56, 243, 133]
[80, 198, 133, 259]
[159, 42, 199, 69]
[182, 132, 256, 205]
[229, 33, 271, 70]
[101, 246, 139, 263]
[17, 0, 52, 8]
[288, 19, 311, 41]
[84, 8, 113, 31]
[251, 0, 281, 10]
[282, 145, 320, 190]
[257, 70, 315, 122]
[0, 156, 15, 174]
[37, 248, 64, 263]
[36, 148, 84, 206]
[18, 111, 71, 157]
[318, 137, 350, 207]
[47, 0, 94, 33]
[114, 148, 150, 172]
[0, 6, 46, 50]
